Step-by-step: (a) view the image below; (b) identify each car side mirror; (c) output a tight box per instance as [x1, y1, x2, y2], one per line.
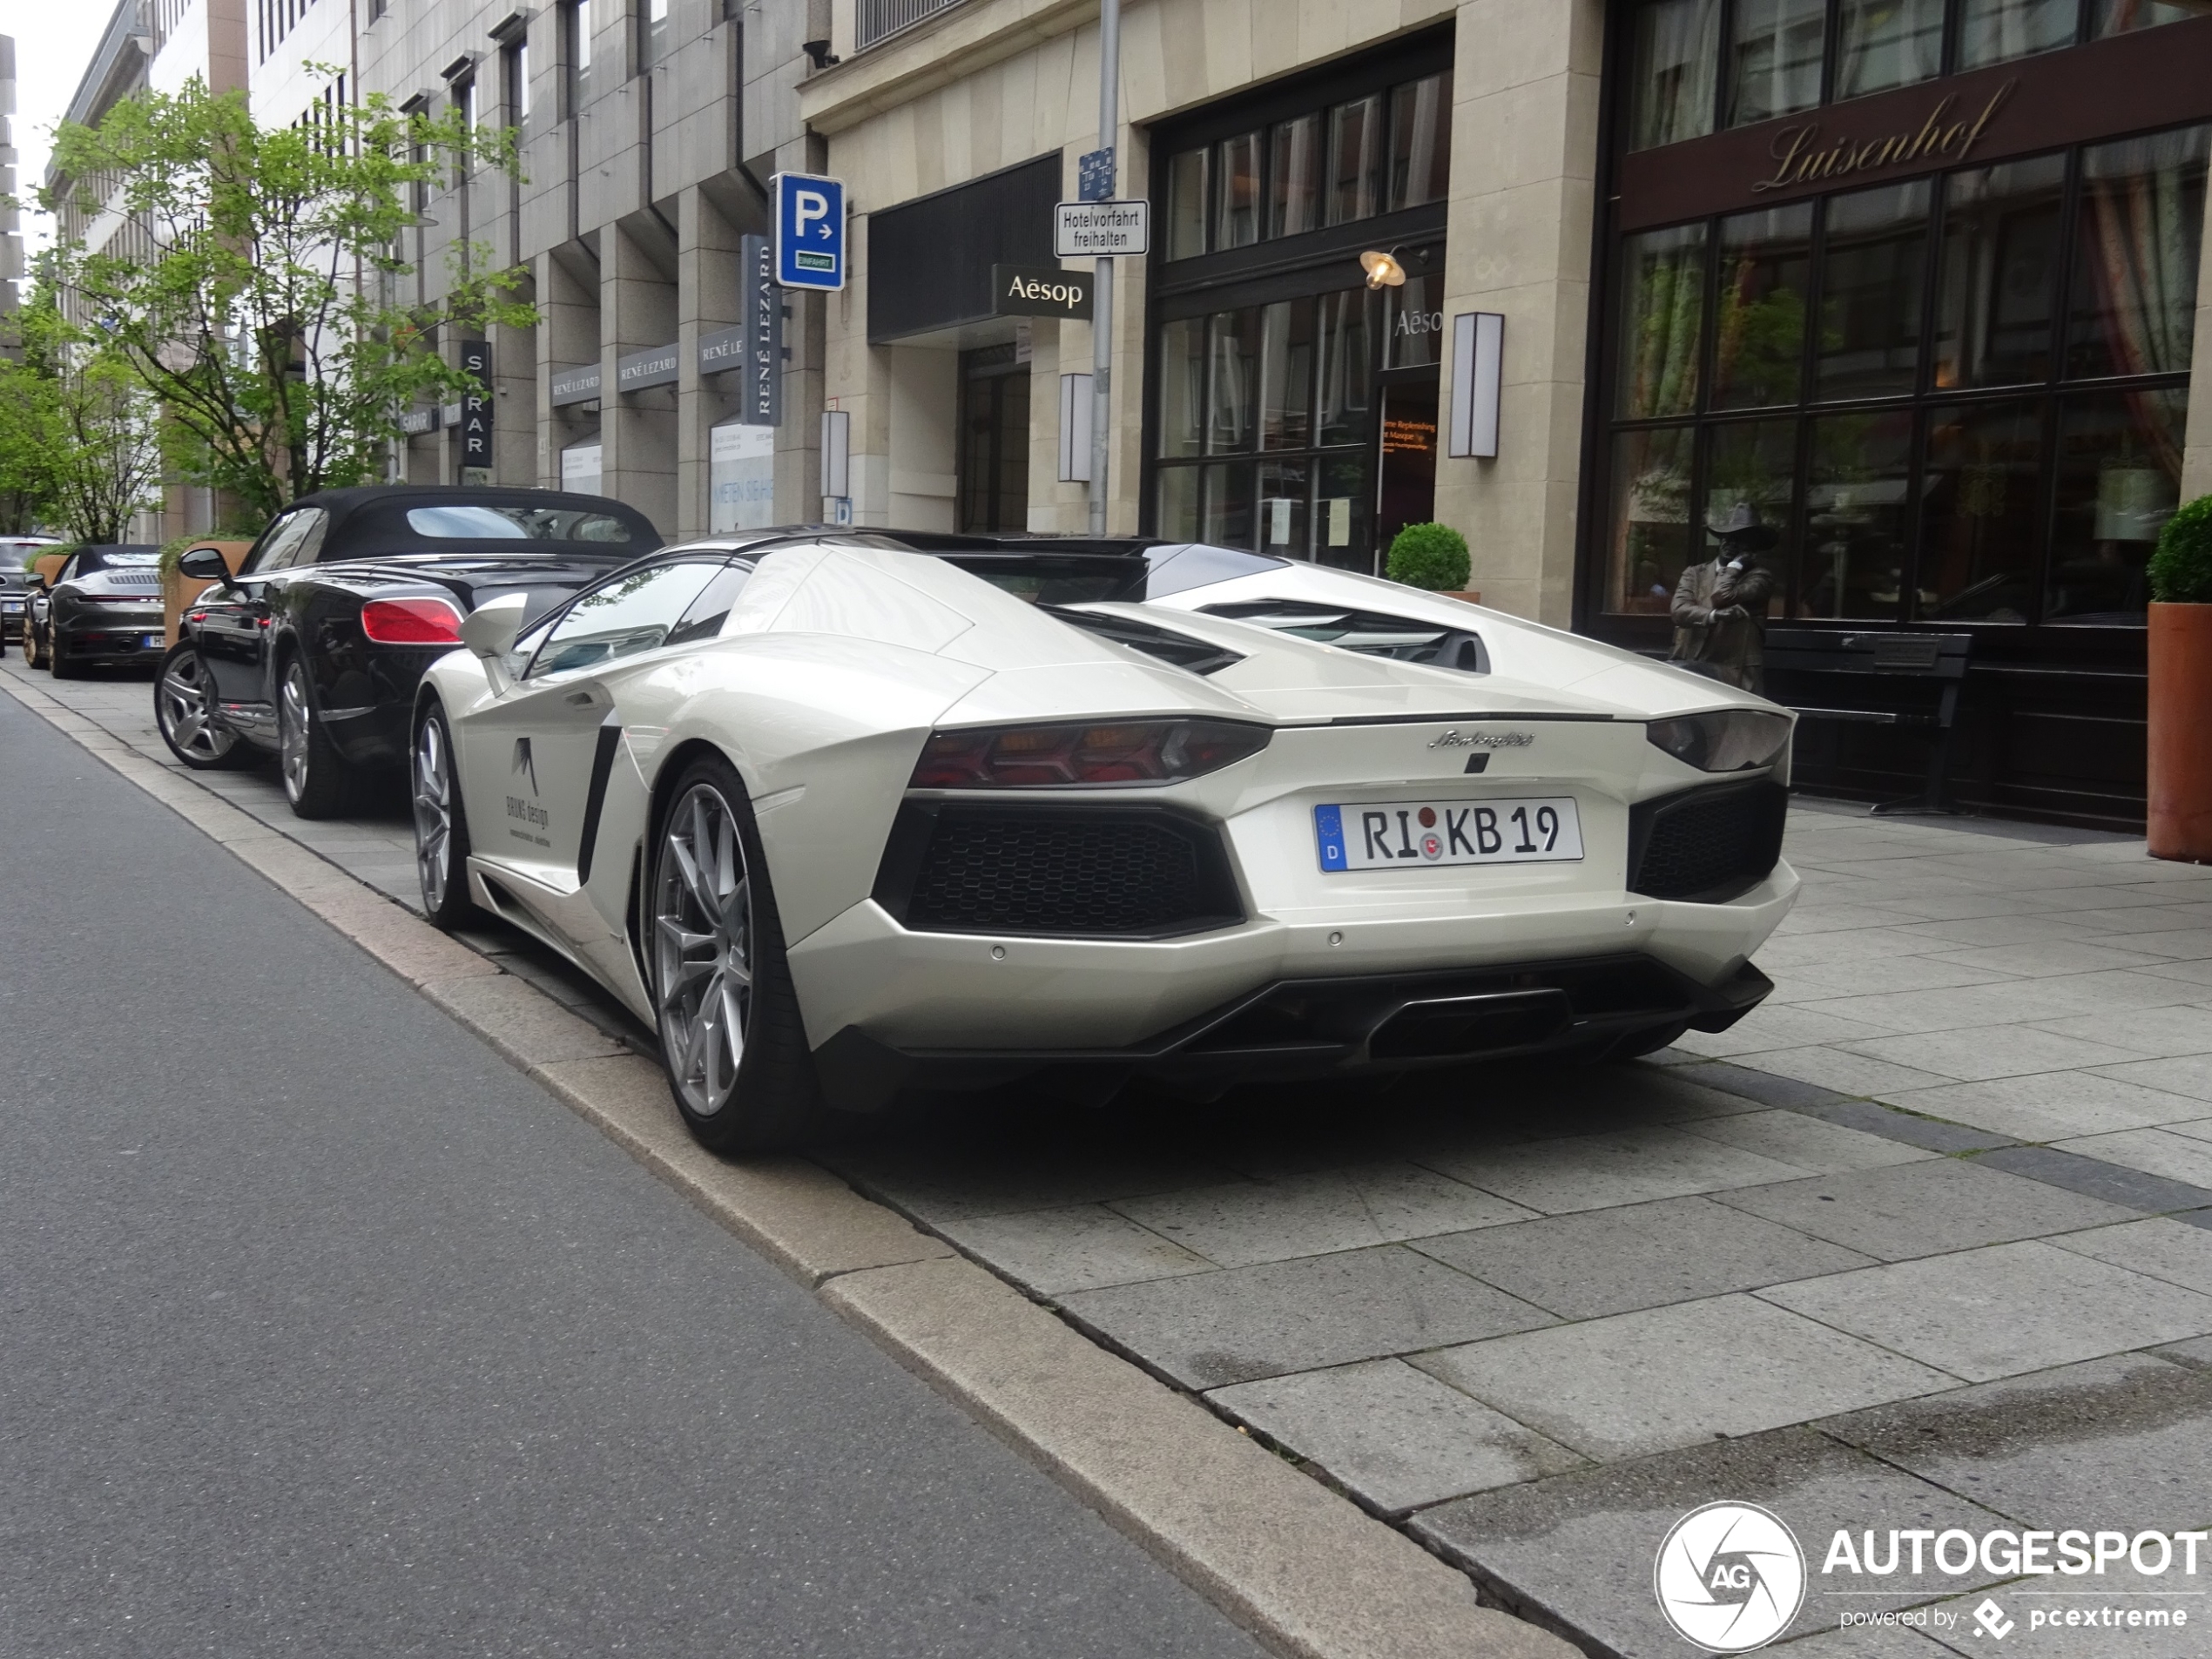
[459, 591, 529, 662]
[177, 545, 232, 583]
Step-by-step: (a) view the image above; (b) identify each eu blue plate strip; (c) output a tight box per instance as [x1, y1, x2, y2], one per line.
[1314, 804, 1346, 872]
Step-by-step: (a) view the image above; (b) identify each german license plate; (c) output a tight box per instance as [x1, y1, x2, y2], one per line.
[1315, 798, 1583, 872]
[144, 634, 164, 649]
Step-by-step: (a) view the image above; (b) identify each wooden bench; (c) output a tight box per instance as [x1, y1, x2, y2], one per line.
[1763, 629, 1973, 816]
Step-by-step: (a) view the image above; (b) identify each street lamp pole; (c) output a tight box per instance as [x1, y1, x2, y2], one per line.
[1088, 0, 1119, 536]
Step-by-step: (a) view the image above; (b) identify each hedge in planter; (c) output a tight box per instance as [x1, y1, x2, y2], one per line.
[2151, 494, 2212, 604]
[1386, 522, 1471, 592]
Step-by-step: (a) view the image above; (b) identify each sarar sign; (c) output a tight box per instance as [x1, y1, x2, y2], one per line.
[991, 264, 1093, 320]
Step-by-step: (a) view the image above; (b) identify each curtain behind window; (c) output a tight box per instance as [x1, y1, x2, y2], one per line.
[2069, 124, 2210, 408]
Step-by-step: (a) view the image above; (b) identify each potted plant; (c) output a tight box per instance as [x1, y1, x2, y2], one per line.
[2148, 492, 2212, 863]
[1386, 522, 1480, 606]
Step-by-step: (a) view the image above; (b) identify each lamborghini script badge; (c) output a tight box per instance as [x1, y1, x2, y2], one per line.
[1429, 730, 1535, 750]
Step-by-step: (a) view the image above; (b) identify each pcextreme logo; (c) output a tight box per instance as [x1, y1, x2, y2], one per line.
[1655, 1502, 1807, 1653]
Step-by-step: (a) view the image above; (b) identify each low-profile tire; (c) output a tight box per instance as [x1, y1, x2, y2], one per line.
[20, 624, 42, 671]
[277, 655, 357, 819]
[48, 633, 82, 678]
[1608, 1020, 1690, 1062]
[154, 644, 252, 770]
[411, 700, 483, 930]
[649, 753, 822, 1154]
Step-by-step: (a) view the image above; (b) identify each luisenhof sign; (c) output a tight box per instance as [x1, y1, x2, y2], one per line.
[1753, 82, 2014, 193]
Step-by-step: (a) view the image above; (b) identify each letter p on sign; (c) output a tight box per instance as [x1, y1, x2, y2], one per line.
[773, 172, 846, 291]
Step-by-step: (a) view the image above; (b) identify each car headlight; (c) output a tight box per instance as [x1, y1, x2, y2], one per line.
[910, 718, 1271, 788]
[1646, 709, 1791, 772]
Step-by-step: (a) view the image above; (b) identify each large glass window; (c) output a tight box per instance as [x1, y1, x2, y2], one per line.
[1727, 0, 1826, 128]
[1959, 0, 2080, 66]
[1835, 0, 1946, 97]
[1804, 411, 1916, 618]
[2094, 1, 2204, 37]
[2067, 125, 2209, 380]
[1713, 203, 1812, 409]
[1154, 282, 1384, 570]
[1817, 180, 1930, 401]
[1919, 399, 2043, 622]
[1618, 222, 1709, 419]
[1628, 0, 1720, 152]
[2048, 388, 2187, 621]
[1161, 69, 1449, 260]
[1603, 427, 1696, 616]
[1934, 154, 2067, 389]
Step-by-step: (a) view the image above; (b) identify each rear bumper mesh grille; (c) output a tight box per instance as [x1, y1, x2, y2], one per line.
[1629, 779, 1788, 902]
[874, 803, 1244, 938]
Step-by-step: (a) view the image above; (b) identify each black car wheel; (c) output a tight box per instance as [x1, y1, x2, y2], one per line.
[49, 631, 82, 679]
[278, 656, 356, 818]
[650, 755, 821, 1154]
[154, 644, 251, 769]
[412, 701, 482, 928]
[20, 622, 42, 670]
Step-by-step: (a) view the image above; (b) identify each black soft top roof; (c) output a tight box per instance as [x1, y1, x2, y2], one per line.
[279, 485, 663, 559]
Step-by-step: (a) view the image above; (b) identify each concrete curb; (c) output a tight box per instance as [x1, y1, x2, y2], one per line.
[1, 669, 1578, 1659]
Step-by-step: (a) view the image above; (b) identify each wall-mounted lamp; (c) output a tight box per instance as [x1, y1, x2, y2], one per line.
[1359, 249, 1406, 291]
[1448, 312, 1504, 460]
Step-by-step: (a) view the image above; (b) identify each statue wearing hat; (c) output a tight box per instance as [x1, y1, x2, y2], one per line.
[1670, 502, 1779, 691]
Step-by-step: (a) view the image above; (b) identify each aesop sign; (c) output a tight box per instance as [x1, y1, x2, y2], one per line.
[992, 264, 1093, 320]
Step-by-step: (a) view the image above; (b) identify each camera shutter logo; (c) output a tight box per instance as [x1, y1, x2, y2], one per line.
[1655, 1502, 1805, 1653]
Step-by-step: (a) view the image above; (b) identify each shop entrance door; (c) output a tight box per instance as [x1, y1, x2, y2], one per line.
[1375, 379, 1439, 553]
[958, 344, 1031, 532]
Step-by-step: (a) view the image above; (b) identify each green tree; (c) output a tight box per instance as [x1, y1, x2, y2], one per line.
[0, 288, 163, 543]
[45, 73, 532, 523]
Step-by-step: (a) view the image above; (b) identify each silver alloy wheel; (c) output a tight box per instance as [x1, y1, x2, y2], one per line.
[414, 716, 453, 914]
[653, 782, 752, 1118]
[279, 661, 312, 803]
[157, 651, 237, 763]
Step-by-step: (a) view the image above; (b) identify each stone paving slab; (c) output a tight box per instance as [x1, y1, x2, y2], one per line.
[1409, 1295, 1952, 1460]
[1207, 1359, 1586, 1515]
[1411, 1428, 2008, 1658]
[1109, 1163, 1535, 1267]
[1713, 1158, 2136, 1262]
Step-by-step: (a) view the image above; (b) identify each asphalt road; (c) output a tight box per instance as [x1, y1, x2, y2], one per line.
[0, 691, 1264, 1658]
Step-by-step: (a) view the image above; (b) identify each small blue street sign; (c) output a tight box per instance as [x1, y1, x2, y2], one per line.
[1076, 147, 1116, 203]
[772, 172, 846, 291]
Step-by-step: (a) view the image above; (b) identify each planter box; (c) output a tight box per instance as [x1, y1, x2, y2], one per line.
[163, 542, 253, 647]
[1437, 590, 1482, 606]
[2148, 601, 2212, 863]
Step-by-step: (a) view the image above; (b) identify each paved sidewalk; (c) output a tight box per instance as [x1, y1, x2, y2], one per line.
[17, 656, 2212, 1657]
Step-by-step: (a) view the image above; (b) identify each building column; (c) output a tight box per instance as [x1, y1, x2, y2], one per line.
[600, 217, 678, 532]
[539, 245, 601, 490]
[1433, 0, 1605, 625]
[677, 185, 743, 541]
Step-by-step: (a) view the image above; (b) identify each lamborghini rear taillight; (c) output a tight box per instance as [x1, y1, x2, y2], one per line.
[909, 719, 1270, 789]
[360, 597, 465, 644]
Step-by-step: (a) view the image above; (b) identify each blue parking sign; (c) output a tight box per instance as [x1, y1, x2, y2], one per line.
[772, 172, 845, 291]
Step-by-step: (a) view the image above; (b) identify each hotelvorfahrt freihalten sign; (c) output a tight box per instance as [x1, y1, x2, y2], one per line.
[991, 264, 1093, 320]
[1053, 199, 1149, 258]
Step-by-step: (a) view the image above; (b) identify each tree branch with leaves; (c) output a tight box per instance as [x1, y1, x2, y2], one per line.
[44, 73, 535, 525]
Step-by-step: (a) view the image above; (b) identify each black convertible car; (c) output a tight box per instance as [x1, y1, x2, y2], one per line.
[158, 486, 661, 815]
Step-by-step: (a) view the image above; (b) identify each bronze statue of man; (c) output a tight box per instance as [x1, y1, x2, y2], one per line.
[1670, 503, 1779, 691]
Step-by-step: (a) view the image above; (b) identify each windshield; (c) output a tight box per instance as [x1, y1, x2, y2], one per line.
[407, 505, 639, 543]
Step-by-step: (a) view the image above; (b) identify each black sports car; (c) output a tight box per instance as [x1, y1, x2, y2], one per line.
[26, 546, 166, 676]
[158, 486, 661, 814]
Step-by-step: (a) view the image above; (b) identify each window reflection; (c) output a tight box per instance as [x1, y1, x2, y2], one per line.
[1713, 203, 1812, 409]
[1727, 0, 1826, 128]
[1836, 0, 1946, 98]
[1959, 0, 2079, 68]
[1207, 310, 1262, 453]
[1158, 317, 1205, 458]
[1387, 273, 1445, 370]
[2068, 124, 2209, 380]
[1270, 114, 1322, 238]
[1157, 466, 1199, 540]
[1629, 0, 1720, 152]
[1202, 462, 1255, 550]
[1316, 289, 1372, 446]
[1705, 419, 1797, 614]
[1606, 427, 1696, 616]
[1166, 148, 1208, 260]
[1389, 73, 1452, 210]
[1327, 95, 1385, 226]
[1817, 180, 1930, 401]
[1919, 400, 2043, 623]
[2048, 388, 2187, 622]
[1804, 411, 1914, 619]
[2093, 0, 2202, 37]
[1619, 222, 1709, 419]
[1217, 131, 1263, 250]
[1935, 153, 2067, 389]
[1260, 299, 1316, 448]
[1318, 455, 1369, 570]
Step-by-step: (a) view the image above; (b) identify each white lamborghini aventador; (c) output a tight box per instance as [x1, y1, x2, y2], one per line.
[411, 532, 1799, 1151]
